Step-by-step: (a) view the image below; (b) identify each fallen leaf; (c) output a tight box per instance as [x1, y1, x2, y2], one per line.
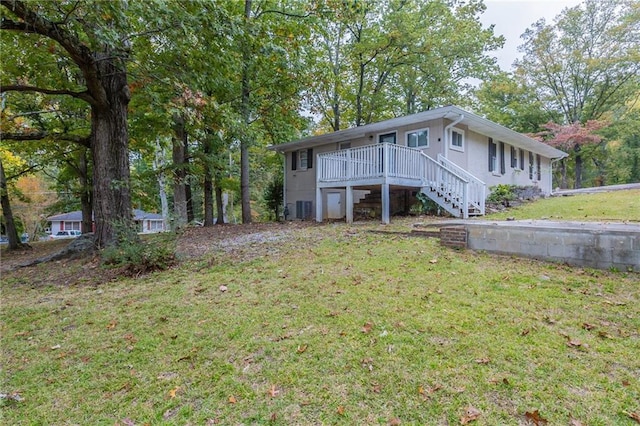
[168, 386, 180, 399]
[120, 418, 136, 426]
[524, 409, 548, 425]
[622, 380, 630, 387]
[50, 344, 61, 350]
[270, 412, 277, 422]
[228, 395, 237, 404]
[163, 407, 179, 420]
[569, 419, 585, 426]
[219, 285, 228, 292]
[372, 383, 382, 393]
[475, 357, 490, 364]
[598, 330, 613, 339]
[107, 320, 118, 329]
[582, 323, 596, 330]
[268, 385, 280, 398]
[429, 258, 438, 264]
[460, 406, 481, 424]
[362, 322, 373, 333]
[628, 411, 640, 423]
[337, 405, 345, 415]
[296, 344, 308, 354]
[388, 418, 401, 425]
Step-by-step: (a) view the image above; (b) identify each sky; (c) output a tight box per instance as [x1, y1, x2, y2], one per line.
[480, 0, 584, 71]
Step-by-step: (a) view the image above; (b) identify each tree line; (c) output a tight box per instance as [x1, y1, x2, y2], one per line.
[1, 0, 638, 250]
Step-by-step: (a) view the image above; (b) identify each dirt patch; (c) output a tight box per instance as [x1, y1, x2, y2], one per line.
[1, 221, 319, 287]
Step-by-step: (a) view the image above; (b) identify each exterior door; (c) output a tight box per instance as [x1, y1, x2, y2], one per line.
[327, 192, 342, 219]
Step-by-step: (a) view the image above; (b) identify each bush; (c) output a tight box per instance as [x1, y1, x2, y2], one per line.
[102, 232, 176, 275]
[415, 192, 441, 215]
[487, 184, 518, 207]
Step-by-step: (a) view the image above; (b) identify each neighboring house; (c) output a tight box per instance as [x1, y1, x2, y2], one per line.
[270, 105, 567, 223]
[47, 209, 166, 234]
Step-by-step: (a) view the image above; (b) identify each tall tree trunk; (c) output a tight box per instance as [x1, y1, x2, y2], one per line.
[77, 146, 93, 234]
[0, 159, 25, 250]
[172, 113, 188, 228]
[355, 59, 365, 126]
[574, 144, 583, 189]
[91, 59, 133, 248]
[559, 158, 568, 189]
[240, 0, 253, 224]
[215, 180, 225, 225]
[153, 139, 170, 230]
[203, 137, 214, 227]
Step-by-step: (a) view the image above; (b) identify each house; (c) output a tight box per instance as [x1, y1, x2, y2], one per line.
[270, 105, 567, 223]
[47, 209, 166, 234]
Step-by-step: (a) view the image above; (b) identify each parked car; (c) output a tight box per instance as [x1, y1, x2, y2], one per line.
[49, 230, 82, 240]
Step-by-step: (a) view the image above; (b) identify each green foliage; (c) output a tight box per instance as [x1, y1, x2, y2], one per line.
[415, 191, 441, 215]
[487, 184, 518, 207]
[262, 173, 283, 221]
[101, 232, 176, 275]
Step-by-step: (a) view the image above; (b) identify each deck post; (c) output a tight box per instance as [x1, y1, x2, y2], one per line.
[381, 183, 390, 224]
[346, 185, 353, 224]
[316, 186, 322, 222]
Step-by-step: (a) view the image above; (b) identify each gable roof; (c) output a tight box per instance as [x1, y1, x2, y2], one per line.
[48, 210, 163, 221]
[269, 105, 567, 159]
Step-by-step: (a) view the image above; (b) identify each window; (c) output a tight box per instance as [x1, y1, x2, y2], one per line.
[406, 128, 429, 148]
[488, 138, 497, 172]
[510, 146, 518, 168]
[291, 148, 313, 171]
[378, 132, 397, 144]
[63, 221, 81, 231]
[499, 141, 506, 174]
[339, 142, 351, 150]
[148, 220, 164, 231]
[450, 129, 464, 151]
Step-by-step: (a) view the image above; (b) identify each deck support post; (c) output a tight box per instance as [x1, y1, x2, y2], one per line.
[381, 183, 390, 224]
[315, 187, 322, 222]
[346, 185, 353, 224]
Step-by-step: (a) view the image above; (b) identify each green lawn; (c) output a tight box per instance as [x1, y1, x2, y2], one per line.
[485, 189, 640, 222]
[1, 196, 639, 425]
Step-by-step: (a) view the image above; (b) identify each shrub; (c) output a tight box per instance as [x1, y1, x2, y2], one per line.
[415, 192, 441, 215]
[102, 232, 176, 275]
[487, 184, 517, 207]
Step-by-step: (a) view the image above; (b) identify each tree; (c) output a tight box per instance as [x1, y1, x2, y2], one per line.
[306, 0, 503, 130]
[540, 120, 608, 189]
[1, 0, 138, 247]
[516, 0, 640, 124]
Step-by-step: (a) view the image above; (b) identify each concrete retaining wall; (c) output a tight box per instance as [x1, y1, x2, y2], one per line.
[464, 221, 640, 272]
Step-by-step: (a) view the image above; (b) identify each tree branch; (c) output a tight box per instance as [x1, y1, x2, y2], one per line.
[0, 84, 94, 103]
[0, 0, 106, 106]
[1, 131, 91, 147]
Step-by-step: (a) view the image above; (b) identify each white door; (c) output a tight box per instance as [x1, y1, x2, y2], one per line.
[327, 192, 342, 219]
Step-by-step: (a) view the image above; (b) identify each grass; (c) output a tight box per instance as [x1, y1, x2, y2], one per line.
[1, 196, 639, 425]
[485, 189, 640, 222]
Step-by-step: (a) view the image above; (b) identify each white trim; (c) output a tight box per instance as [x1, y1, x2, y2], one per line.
[405, 127, 429, 149]
[450, 128, 465, 152]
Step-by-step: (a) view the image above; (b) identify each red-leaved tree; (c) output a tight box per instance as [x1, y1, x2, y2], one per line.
[541, 121, 608, 189]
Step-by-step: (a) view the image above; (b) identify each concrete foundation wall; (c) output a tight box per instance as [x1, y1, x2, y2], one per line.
[464, 221, 640, 272]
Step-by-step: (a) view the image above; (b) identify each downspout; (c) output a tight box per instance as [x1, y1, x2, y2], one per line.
[443, 113, 464, 160]
[282, 151, 287, 219]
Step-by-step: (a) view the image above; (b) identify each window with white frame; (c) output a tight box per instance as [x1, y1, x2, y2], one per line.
[291, 148, 313, 171]
[148, 220, 164, 231]
[63, 221, 81, 231]
[406, 128, 429, 148]
[450, 128, 464, 152]
[378, 132, 397, 144]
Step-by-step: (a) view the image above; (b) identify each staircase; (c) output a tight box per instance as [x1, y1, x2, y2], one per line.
[418, 153, 485, 219]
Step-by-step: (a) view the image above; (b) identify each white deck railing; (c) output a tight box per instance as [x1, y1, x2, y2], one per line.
[437, 154, 486, 215]
[317, 143, 485, 218]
